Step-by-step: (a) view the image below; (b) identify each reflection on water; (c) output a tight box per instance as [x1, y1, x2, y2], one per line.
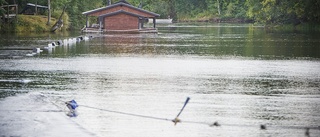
[43, 24, 319, 59]
[0, 23, 320, 137]
[1, 24, 319, 59]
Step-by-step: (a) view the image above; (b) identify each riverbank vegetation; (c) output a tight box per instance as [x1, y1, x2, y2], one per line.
[0, 11, 69, 32]
[1, 0, 320, 32]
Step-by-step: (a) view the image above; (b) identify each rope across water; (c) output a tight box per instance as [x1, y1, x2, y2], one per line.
[80, 104, 173, 122]
[78, 104, 320, 131]
[48, 96, 320, 136]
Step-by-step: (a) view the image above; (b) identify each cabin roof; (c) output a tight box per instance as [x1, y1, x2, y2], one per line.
[26, 3, 48, 9]
[98, 10, 143, 19]
[82, 1, 160, 17]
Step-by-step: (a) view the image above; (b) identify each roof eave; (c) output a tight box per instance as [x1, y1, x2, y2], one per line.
[82, 2, 160, 17]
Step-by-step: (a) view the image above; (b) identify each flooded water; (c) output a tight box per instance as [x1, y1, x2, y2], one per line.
[0, 23, 320, 137]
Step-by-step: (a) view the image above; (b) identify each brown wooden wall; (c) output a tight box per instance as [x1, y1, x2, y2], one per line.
[104, 13, 139, 30]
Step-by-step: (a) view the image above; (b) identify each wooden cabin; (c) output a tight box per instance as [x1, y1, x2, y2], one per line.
[82, 0, 160, 33]
[20, 3, 48, 15]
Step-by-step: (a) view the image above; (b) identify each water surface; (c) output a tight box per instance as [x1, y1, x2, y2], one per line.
[0, 23, 320, 137]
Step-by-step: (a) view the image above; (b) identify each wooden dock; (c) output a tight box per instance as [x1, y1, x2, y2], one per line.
[82, 27, 157, 34]
[1, 4, 18, 22]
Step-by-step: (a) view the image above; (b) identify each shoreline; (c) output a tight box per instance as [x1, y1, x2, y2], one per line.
[177, 17, 254, 23]
[2, 16, 319, 33]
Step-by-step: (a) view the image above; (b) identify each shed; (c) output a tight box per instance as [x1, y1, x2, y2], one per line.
[82, 0, 160, 33]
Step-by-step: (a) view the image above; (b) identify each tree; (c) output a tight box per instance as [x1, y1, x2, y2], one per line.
[304, 0, 320, 23]
[0, 0, 8, 17]
[245, 0, 320, 25]
[65, 0, 103, 30]
[217, 0, 221, 15]
[167, 0, 177, 20]
[47, 0, 51, 25]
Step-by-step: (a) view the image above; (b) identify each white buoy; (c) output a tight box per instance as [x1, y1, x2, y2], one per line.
[67, 38, 72, 45]
[52, 42, 56, 46]
[63, 39, 68, 45]
[26, 53, 37, 57]
[56, 40, 63, 46]
[72, 38, 77, 43]
[33, 48, 43, 53]
[84, 36, 89, 41]
[47, 43, 53, 48]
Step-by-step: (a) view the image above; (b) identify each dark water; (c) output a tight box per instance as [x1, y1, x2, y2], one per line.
[0, 23, 320, 137]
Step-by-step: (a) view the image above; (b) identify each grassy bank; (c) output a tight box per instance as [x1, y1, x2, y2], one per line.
[0, 15, 54, 32]
[1, 11, 69, 33]
[16, 15, 56, 32]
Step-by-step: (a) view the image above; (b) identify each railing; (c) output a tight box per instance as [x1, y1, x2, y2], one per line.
[1, 4, 18, 19]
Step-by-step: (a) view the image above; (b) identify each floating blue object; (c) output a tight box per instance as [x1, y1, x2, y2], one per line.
[66, 100, 79, 117]
[69, 100, 78, 109]
[70, 111, 78, 117]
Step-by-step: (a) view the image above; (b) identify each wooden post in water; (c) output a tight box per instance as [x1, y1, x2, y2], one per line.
[86, 15, 89, 28]
[153, 17, 156, 28]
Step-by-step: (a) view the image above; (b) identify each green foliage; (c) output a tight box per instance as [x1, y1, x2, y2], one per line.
[65, 0, 103, 30]
[0, 0, 8, 16]
[2, 0, 320, 31]
[52, 9, 70, 30]
[149, 1, 169, 18]
[245, 0, 320, 25]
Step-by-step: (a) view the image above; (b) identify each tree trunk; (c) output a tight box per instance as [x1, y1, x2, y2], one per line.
[168, 0, 177, 21]
[217, 0, 221, 15]
[47, 0, 51, 25]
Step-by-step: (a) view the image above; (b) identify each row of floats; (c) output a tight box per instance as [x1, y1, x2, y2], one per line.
[26, 35, 94, 57]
